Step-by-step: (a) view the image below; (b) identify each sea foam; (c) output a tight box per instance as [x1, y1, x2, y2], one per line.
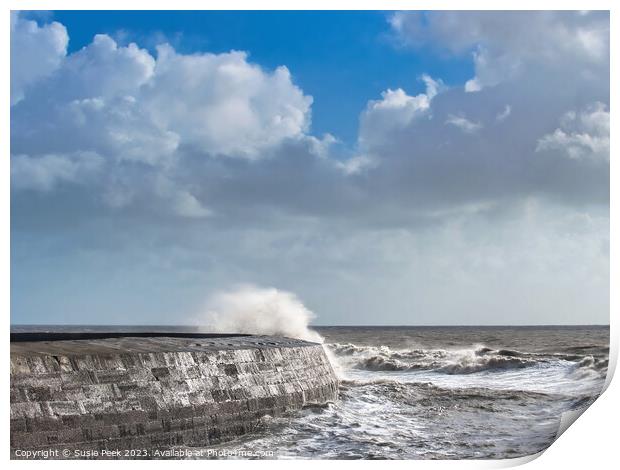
[196, 284, 324, 343]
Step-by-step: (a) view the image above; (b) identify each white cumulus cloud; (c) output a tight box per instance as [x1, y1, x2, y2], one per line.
[10, 12, 68, 105]
[391, 11, 609, 91]
[142, 45, 312, 159]
[11, 24, 315, 217]
[537, 102, 610, 162]
[359, 75, 440, 149]
[496, 105, 512, 122]
[445, 114, 483, 133]
[11, 152, 104, 191]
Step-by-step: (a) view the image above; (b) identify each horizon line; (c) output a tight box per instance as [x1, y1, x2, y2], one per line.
[10, 323, 610, 328]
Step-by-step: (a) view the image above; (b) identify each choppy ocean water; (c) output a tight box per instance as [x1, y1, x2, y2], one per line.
[12, 325, 610, 459]
[205, 325, 610, 459]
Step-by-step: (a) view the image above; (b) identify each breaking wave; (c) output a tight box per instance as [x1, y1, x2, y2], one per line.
[195, 284, 324, 343]
[570, 355, 609, 379]
[327, 342, 607, 376]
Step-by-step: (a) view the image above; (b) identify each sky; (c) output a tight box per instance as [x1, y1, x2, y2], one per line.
[10, 11, 610, 326]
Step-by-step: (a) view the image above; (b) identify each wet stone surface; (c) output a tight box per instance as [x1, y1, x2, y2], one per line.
[10, 335, 339, 458]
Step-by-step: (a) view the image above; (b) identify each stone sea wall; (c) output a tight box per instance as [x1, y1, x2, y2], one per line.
[10, 335, 338, 458]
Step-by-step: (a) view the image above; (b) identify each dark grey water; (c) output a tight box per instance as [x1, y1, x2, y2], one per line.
[209, 325, 610, 459]
[12, 325, 610, 459]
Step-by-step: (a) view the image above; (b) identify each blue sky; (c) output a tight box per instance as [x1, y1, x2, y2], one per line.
[11, 11, 609, 326]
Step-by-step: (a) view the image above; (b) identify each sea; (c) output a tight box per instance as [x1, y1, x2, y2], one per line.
[212, 325, 610, 459]
[11, 325, 610, 460]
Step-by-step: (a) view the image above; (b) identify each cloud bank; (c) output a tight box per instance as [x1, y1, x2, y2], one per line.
[11, 11, 609, 326]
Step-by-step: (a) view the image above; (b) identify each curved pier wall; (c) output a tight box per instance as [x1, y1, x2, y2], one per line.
[10, 335, 338, 456]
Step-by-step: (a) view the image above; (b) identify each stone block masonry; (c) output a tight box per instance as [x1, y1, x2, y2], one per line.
[10, 334, 339, 458]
